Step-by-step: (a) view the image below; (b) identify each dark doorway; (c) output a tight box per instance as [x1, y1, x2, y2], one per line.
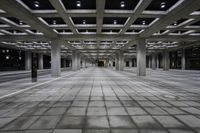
[98, 60, 105, 67]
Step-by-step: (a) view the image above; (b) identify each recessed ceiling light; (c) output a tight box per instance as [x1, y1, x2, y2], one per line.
[53, 20, 56, 25]
[160, 2, 166, 9]
[120, 1, 125, 8]
[19, 20, 23, 25]
[76, 1, 81, 7]
[6, 55, 9, 60]
[114, 20, 117, 25]
[83, 20, 86, 24]
[142, 21, 146, 25]
[174, 22, 177, 26]
[34, 1, 40, 8]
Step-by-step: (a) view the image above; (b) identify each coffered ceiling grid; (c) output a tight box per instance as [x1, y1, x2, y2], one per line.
[0, 0, 199, 59]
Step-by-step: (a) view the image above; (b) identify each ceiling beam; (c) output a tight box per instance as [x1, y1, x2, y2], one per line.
[140, 0, 200, 38]
[59, 34, 138, 40]
[0, 0, 58, 38]
[147, 35, 200, 41]
[49, 0, 78, 34]
[120, 0, 152, 34]
[96, 0, 106, 58]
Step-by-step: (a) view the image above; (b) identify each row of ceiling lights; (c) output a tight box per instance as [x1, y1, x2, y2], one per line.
[33, 0, 166, 9]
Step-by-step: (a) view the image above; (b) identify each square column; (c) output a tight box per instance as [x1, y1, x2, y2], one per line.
[152, 54, 156, 70]
[156, 54, 159, 68]
[119, 51, 124, 71]
[115, 52, 119, 70]
[82, 58, 87, 68]
[163, 51, 170, 71]
[72, 51, 80, 71]
[137, 39, 146, 76]
[105, 59, 109, 67]
[181, 48, 186, 70]
[38, 54, 43, 69]
[51, 41, 61, 77]
[133, 58, 136, 67]
[25, 51, 32, 70]
[129, 59, 132, 67]
[77, 53, 80, 69]
[147, 56, 151, 68]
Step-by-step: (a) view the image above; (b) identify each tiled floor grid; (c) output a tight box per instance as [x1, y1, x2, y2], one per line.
[0, 68, 200, 133]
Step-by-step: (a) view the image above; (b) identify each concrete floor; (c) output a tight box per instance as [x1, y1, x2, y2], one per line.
[0, 68, 200, 133]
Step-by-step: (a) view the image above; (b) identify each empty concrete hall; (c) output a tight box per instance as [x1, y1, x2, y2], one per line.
[0, 0, 200, 133]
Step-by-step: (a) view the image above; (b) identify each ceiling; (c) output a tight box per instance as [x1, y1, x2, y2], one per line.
[0, 0, 199, 60]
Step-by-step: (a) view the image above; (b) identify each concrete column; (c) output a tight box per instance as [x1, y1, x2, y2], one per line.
[133, 58, 136, 67]
[77, 53, 80, 69]
[147, 56, 150, 68]
[69, 60, 72, 67]
[63, 59, 66, 68]
[51, 41, 61, 77]
[25, 51, 32, 70]
[119, 51, 124, 71]
[129, 59, 132, 67]
[137, 39, 146, 76]
[156, 54, 159, 68]
[163, 51, 170, 71]
[85, 59, 87, 68]
[152, 54, 156, 70]
[115, 52, 119, 70]
[72, 51, 80, 71]
[181, 49, 186, 70]
[82, 58, 86, 68]
[149, 56, 152, 68]
[38, 54, 43, 69]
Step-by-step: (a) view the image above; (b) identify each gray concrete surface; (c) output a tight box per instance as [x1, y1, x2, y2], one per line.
[0, 68, 200, 133]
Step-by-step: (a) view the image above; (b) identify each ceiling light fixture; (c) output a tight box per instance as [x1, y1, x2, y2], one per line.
[6, 55, 9, 60]
[34, 1, 40, 8]
[142, 21, 146, 25]
[76, 1, 81, 7]
[114, 20, 117, 25]
[160, 2, 166, 9]
[19, 20, 23, 25]
[83, 20, 86, 24]
[173, 21, 177, 26]
[53, 20, 56, 25]
[120, 1, 125, 8]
